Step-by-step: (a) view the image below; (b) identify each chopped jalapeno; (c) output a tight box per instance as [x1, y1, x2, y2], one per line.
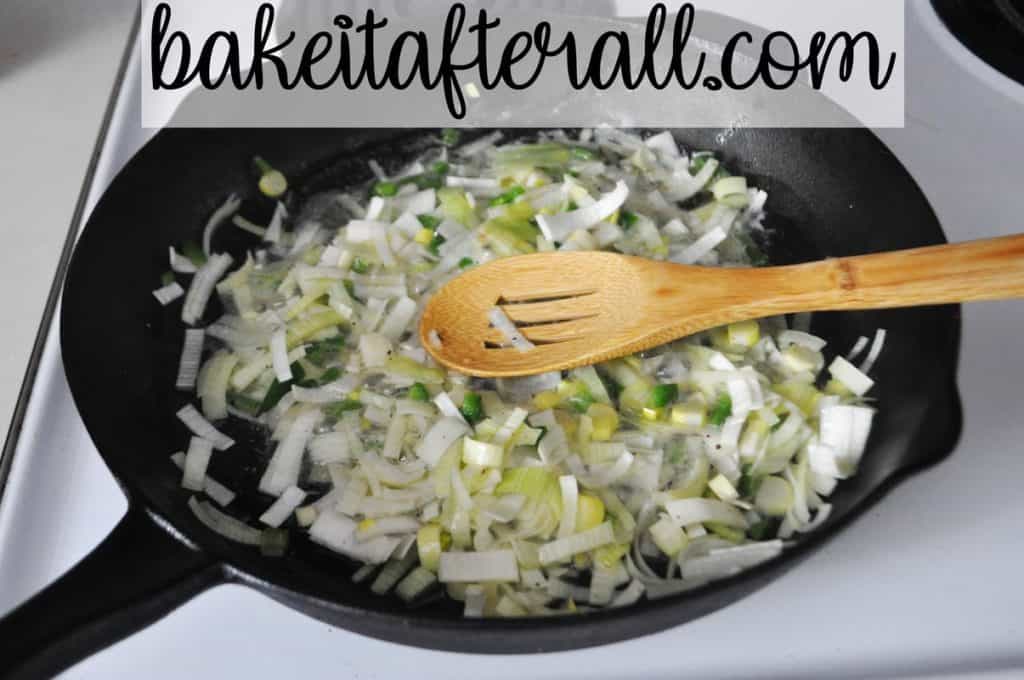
[571, 146, 595, 160]
[709, 394, 733, 426]
[351, 257, 370, 274]
[647, 384, 679, 408]
[428, 234, 447, 256]
[417, 214, 441, 230]
[373, 181, 398, 197]
[409, 383, 430, 402]
[489, 186, 526, 207]
[461, 392, 484, 424]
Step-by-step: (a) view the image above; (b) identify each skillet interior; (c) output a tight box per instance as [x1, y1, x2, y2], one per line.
[60, 127, 962, 651]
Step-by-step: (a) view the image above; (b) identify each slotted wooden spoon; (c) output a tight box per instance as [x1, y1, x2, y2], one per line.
[420, 234, 1024, 377]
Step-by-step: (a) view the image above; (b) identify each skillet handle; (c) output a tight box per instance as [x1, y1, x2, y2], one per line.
[0, 505, 223, 679]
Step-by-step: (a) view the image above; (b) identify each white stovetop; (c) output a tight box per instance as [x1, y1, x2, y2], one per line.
[2, 2, 1024, 678]
[0, 0, 136, 437]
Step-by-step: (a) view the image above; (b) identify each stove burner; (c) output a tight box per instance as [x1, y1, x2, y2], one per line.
[932, 0, 1024, 87]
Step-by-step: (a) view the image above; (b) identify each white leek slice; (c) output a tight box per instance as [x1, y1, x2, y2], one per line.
[663, 498, 748, 529]
[497, 372, 561, 402]
[539, 521, 615, 566]
[681, 541, 783, 581]
[439, 550, 519, 583]
[374, 231, 396, 268]
[778, 330, 828, 352]
[259, 409, 322, 496]
[153, 282, 185, 306]
[445, 176, 500, 192]
[416, 417, 470, 467]
[365, 195, 386, 219]
[482, 494, 527, 523]
[819, 405, 875, 472]
[309, 511, 400, 565]
[182, 253, 234, 326]
[357, 516, 421, 541]
[859, 328, 888, 374]
[345, 220, 390, 244]
[708, 474, 739, 503]
[188, 496, 260, 545]
[666, 157, 718, 201]
[488, 308, 534, 352]
[726, 371, 764, 415]
[291, 381, 351, 404]
[649, 516, 687, 557]
[175, 329, 205, 391]
[557, 475, 579, 540]
[587, 564, 617, 606]
[755, 476, 793, 517]
[847, 335, 870, 362]
[202, 194, 242, 256]
[711, 176, 748, 201]
[492, 407, 529, 447]
[370, 550, 418, 595]
[170, 452, 235, 506]
[462, 438, 504, 467]
[362, 452, 426, 488]
[197, 351, 239, 421]
[381, 415, 408, 460]
[463, 585, 487, 617]
[433, 392, 468, 425]
[674, 227, 727, 265]
[169, 246, 198, 274]
[395, 566, 437, 602]
[395, 399, 436, 418]
[259, 486, 308, 528]
[610, 579, 645, 608]
[536, 180, 629, 242]
[797, 503, 833, 533]
[176, 404, 234, 450]
[205, 316, 273, 351]
[662, 218, 689, 239]
[181, 436, 214, 492]
[400, 189, 437, 215]
[377, 297, 417, 342]
[644, 131, 680, 158]
[358, 332, 393, 368]
[270, 329, 292, 382]
[685, 523, 707, 539]
[264, 201, 287, 243]
[828, 356, 874, 396]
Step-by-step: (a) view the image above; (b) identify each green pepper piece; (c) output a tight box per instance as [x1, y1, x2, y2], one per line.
[351, 257, 370, 275]
[489, 186, 526, 207]
[374, 181, 398, 197]
[408, 383, 430, 402]
[708, 394, 733, 426]
[647, 384, 679, 408]
[417, 214, 441, 230]
[461, 392, 484, 424]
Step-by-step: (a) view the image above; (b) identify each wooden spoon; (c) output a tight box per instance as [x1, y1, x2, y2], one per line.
[419, 234, 1024, 377]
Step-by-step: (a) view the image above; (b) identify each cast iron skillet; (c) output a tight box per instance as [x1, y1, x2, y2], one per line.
[0, 127, 963, 678]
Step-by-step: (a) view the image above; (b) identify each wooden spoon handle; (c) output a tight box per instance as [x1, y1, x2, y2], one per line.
[765, 234, 1024, 313]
